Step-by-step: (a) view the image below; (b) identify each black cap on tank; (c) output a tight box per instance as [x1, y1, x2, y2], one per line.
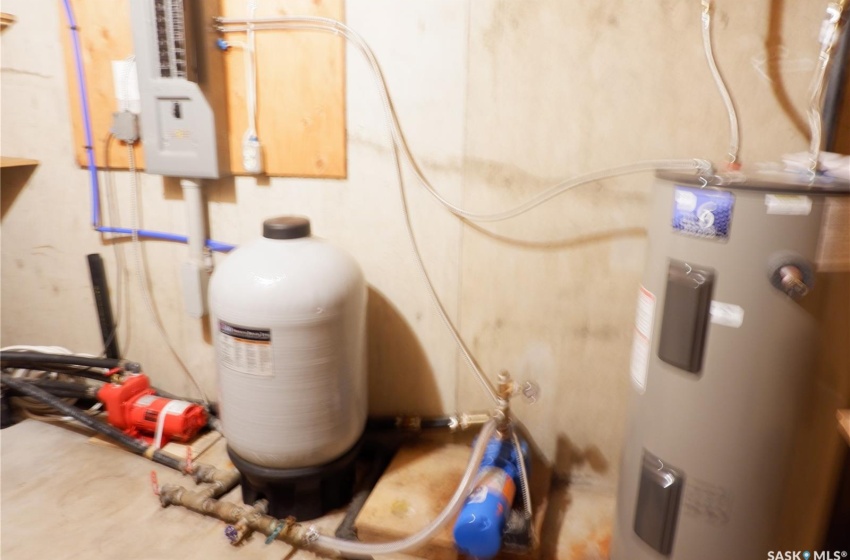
[263, 216, 311, 240]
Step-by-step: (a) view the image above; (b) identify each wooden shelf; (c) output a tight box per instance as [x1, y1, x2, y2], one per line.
[1, 13, 16, 30]
[0, 156, 38, 168]
[840, 410, 850, 446]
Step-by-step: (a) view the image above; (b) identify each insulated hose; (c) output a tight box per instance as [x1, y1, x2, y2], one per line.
[0, 351, 139, 372]
[312, 419, 497, 556]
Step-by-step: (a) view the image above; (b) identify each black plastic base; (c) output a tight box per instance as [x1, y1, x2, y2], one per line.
[228, 439, 362, 521]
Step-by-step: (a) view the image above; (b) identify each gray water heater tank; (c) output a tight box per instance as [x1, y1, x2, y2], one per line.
[612, 171, 850, 560]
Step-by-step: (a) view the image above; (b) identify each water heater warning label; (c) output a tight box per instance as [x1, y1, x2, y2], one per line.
[630, 286, 655, 395]
[673, 186, 734, 241]
[218, 321, 272, 377]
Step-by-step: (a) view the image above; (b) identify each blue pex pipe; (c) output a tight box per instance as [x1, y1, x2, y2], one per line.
[96, 227, 235, 253]
[61, 0, 100, 228]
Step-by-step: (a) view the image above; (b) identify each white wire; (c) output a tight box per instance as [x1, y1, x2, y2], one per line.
[246, 1, 258, 134]
[127, 144, 210, 404]
[701, 1, 740, 166]
[102, 135, 128, 357]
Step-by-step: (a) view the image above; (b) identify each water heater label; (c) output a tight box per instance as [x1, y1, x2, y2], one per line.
[672, 186, 734, 241]
[765, 194, 812, 215]
[630, 286, 656, 394]
[218, 321, 272, 377]
[709, 301, 744, 328]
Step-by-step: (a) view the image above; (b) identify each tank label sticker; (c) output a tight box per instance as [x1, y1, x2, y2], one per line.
[672, 186, 735, 240]
[765, 194, 812, 215]
[709, 301, 744, 328]
[630, 285, 656, 394]
[217, 321, 273, 377]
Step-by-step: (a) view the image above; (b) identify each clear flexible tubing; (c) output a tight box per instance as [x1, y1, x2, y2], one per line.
[701, 1, 740, 167]
[393, 137, 501, 403]
[246, 0, 259, 138]
[312, 419, 497, 556]
[807, 1, 847, 173]
[215, 17, 712, 223]
[127, 145, 210, 405]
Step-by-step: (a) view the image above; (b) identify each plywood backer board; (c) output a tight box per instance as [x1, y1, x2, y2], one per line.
[59, 0, 346, 177]
[219, 0, 346, 177]
[59, 0, 143, 170]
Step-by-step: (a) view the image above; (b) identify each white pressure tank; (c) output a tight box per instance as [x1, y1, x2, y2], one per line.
[209, 216, 367, 469]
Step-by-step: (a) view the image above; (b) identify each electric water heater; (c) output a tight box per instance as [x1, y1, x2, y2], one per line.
[612, 171, 850, 560]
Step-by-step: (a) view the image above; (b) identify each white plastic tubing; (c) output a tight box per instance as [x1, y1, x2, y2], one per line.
[312, 419, 497, 556]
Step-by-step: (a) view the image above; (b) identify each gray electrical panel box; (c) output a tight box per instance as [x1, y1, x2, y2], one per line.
[130, 0, 220, 179]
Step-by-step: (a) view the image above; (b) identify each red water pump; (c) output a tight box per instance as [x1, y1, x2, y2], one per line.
[97, 374, 206, 447]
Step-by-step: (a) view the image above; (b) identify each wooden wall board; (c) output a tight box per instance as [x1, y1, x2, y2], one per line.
[59, 0, 143, 170]
[59, 0, 346, 178]
[219, 0, 346, 177]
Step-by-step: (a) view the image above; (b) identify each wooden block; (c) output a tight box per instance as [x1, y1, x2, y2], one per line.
[0, 156, 38, 168]
[88, 429, 223, 463]
[355, 440, 547, 560]
[355, 442, 464, 559]
[1, 12, 16, 30]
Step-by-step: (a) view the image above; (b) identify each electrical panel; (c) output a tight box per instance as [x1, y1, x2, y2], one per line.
[130, 0, 220, 178]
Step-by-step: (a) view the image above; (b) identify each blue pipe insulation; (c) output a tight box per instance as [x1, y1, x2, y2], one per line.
[96, 227, 235, 253]
[61, 0, 100, 228]
[61, 0, 238, 255]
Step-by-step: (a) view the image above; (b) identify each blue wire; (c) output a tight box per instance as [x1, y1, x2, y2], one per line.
[61, 0, 237, 255]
